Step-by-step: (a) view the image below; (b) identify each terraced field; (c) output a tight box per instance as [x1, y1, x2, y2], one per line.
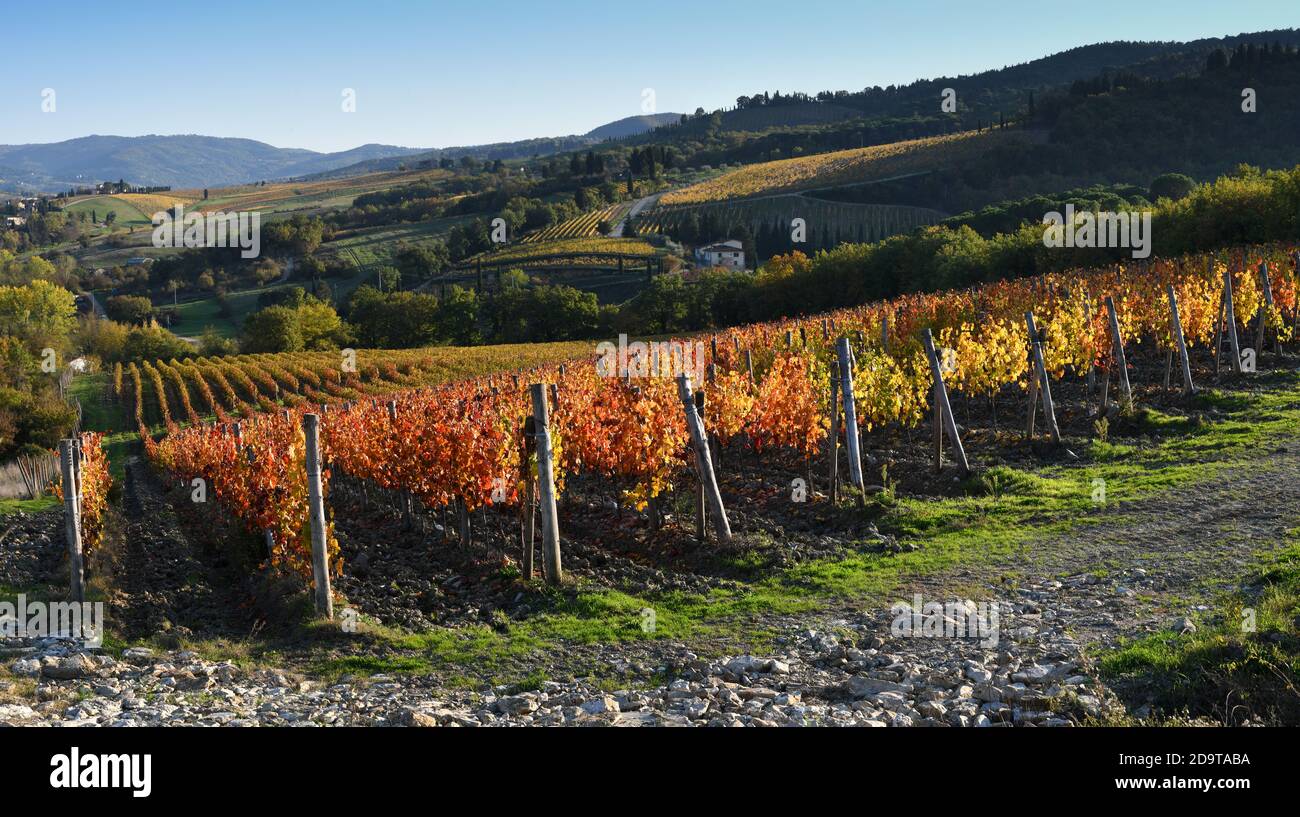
[522, 201, 633, 242]
[658, 129, 1020, 204]
[116, 341, 596, 429]
[181, 168, 451, 216]
[461, 236, 659, 268]
[637, 195, 945, 244]
[61, 194, 189, 226]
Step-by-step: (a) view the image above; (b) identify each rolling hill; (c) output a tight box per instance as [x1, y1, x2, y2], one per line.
[628, 29, 1300, 147]
[300, 113, 685, 180]
[0, 135, 428, 193]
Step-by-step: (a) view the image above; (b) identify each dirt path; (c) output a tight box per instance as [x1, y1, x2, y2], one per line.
[863, 441, 1299, 635]
[608, 193, 660, 237]
[103, 457, 254, 642]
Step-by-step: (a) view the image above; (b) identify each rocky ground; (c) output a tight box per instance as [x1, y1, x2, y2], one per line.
[0, 584, 1116, 726]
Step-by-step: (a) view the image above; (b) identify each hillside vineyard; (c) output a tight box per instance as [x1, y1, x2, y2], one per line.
[142, 243, 1297, 582]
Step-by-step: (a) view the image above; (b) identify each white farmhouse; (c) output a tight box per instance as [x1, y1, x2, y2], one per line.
[694, 239, 745, 270]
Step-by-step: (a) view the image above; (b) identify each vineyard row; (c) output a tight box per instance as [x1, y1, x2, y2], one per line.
[145, 243, 1300, 598]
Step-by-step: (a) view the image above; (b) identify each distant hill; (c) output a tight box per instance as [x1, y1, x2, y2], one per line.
[0, 135, 427, 193]
[628, 29, 1300, 146]
[302, 113, 686, 181]
[583, 113, 683, 140]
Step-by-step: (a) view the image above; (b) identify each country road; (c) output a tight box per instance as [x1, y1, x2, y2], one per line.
[609, 192, 661, 237]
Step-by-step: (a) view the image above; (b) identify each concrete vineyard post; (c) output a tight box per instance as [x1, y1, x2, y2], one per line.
[302, 414, 333, 619]
[677, 375, 731, 542]
[530, 384, 563, 585]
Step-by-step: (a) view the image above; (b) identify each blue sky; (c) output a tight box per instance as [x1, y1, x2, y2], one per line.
[2, 0, 1296, 153]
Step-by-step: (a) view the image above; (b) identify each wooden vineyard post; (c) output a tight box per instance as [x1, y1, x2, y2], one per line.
[835, 337, 865, 498]
[695, 390, 707, 542]
[1293, 251, 1300, 344]
[1025, 349, 1038, 439]
[706, 363, 720, 470]
[677, 375, 732, 542]
[1212, 269, 1225, 376]
[58, 440, 84, 604]
[1167, 285, 1196, 396]
[827, 359, 841, 504]
[880, 316, 889, 352]
[520, 417, 536, 581]
[388, 400, 413, 530]
[1025, 311, 1061, 443]
[240, 440, 275, 557]
[1255, 261, 1274, 356]
[933, 378, 944, 472]
[1083, 298, 1096, 397]
[458, 501, 471, 547]
[1221, 267, 1243, 374]
[744, 349, 755, 383]
[1104, 296, 1133, 407]
[921, 329, 970, 475]
[71, 437, 83, 520]
[302, 413, 334, 619]
[529, 384, 563, 585]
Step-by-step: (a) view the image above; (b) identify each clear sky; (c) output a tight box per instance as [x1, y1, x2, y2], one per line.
[2, 0, 1295, 153]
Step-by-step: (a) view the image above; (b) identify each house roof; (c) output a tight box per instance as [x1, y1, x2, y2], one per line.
[698, 241, 743, 253]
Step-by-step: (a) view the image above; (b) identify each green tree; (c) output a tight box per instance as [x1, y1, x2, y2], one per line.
[105, 294, 154, 325]
[0, 279, 79, 354]
[437, 286, 481, 345]
[1149, 172, 1197, 202]
[394, 242, 450, 282]
[241, 306, 303, 353]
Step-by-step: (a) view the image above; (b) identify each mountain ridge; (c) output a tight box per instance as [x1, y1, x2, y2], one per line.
[0, 113, 686, 194]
